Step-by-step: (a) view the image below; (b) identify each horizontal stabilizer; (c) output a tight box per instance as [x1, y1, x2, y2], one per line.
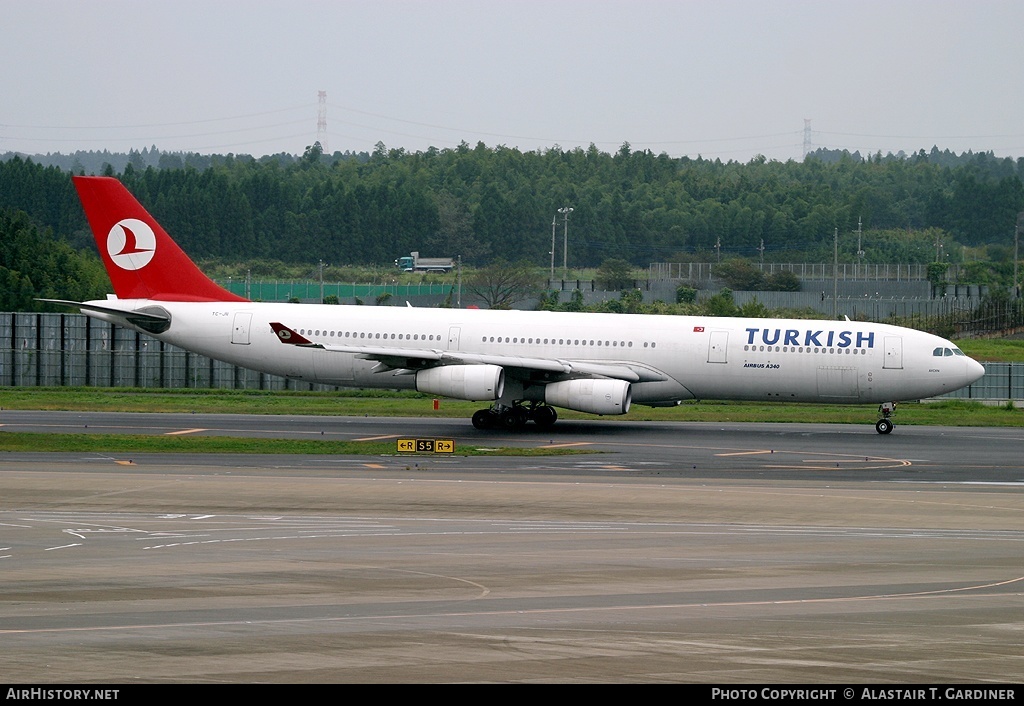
[37, 298, 171, 333]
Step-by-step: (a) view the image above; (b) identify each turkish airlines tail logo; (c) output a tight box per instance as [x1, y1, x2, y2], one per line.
[107, 218, 156, 270]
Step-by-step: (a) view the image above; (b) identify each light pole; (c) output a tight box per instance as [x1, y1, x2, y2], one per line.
[832, 228, 838, 320]
[558, 206, 573, 280]
[1015, 211, 1024, 298]
[550, 215, 557, 282]
[856, 217, 864, 278]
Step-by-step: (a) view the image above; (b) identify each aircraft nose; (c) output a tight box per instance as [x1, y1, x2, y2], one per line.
[966, 357, 985, 385]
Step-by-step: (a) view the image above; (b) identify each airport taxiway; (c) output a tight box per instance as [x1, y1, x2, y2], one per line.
[0, 412, 1022, 682]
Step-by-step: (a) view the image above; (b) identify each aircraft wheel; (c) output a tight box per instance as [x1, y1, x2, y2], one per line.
[472, 409, 494, 430]
[875, 418, 894, 435]
[532, 405, 558, 428]
[500, 408, 528, 430]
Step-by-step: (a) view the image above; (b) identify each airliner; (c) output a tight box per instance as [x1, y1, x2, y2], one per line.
[47, 176, 985, 435]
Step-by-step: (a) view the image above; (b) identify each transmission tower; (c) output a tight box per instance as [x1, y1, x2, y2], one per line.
[802, 119, 812, 159]
[317, 90, 329, 153]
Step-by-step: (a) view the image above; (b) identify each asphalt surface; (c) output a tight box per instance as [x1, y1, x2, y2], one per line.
[1, 411, 1023, 683]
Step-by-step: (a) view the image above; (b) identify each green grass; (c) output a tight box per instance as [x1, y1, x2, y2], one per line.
[0, 431, 584, 456]
[636, 398, 1023, 427]
[955, 338, 1024, 362]
[0, 387, 444, 416]
[1, 386, 1021, 428]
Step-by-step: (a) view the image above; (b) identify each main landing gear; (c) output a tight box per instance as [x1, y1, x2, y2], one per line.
[472, 401, 558, 430]
[875, 401, 896, 434]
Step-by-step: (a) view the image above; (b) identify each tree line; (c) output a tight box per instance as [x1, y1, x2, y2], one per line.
[1, 142, 1023, 313]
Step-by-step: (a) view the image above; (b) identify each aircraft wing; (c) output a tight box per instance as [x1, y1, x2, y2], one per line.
[438, 350, 667, 382]
[269, 322, 667, 383]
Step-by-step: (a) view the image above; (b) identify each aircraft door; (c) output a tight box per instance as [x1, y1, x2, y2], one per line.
[448, 326, 461, 351]
[231, 312, 252, 345]
[883, 336, 903, 369]
[708, 331, 728, 363]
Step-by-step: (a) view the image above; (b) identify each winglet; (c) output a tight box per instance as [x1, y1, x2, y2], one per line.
[269, 322, 318, 346]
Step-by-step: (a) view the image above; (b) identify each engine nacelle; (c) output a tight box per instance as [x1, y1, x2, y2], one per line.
[415, 365, 505, 401]
[544, 378, 632, 415]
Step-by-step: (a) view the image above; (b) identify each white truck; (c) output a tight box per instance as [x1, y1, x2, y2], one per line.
[396, 252, 455, 273]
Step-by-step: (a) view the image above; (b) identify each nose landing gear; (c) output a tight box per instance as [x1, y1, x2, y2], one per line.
[875, 402, 896, 434]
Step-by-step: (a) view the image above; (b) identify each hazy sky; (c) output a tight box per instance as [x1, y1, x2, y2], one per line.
[3, 0, 1023, 161]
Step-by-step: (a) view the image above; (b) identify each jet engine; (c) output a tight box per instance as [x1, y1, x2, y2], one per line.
[416, 364, 505, 401]
[543, 378, 632, 415]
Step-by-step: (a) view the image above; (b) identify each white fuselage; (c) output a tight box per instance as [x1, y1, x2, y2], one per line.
[86, 299, 985, 407]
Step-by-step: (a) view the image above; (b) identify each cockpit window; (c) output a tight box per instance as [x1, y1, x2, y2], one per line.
[953, 348, 966, 356]
[933, 347, 944, 357]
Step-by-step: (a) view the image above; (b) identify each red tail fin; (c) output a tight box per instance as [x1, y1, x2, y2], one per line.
[72, 176, 246, 302]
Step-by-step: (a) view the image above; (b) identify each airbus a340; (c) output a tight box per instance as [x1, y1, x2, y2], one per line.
[47, 176, 985, 434]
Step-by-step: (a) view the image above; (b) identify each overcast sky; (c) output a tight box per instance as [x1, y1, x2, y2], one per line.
[3, 0, 1023, 162]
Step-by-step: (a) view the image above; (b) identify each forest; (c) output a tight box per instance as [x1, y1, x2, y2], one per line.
[1, 142, 1023, 313]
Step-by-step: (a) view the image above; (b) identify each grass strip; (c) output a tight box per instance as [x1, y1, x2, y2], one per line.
[1, 387, 1021, 426]
[0, 431, 589, 456]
